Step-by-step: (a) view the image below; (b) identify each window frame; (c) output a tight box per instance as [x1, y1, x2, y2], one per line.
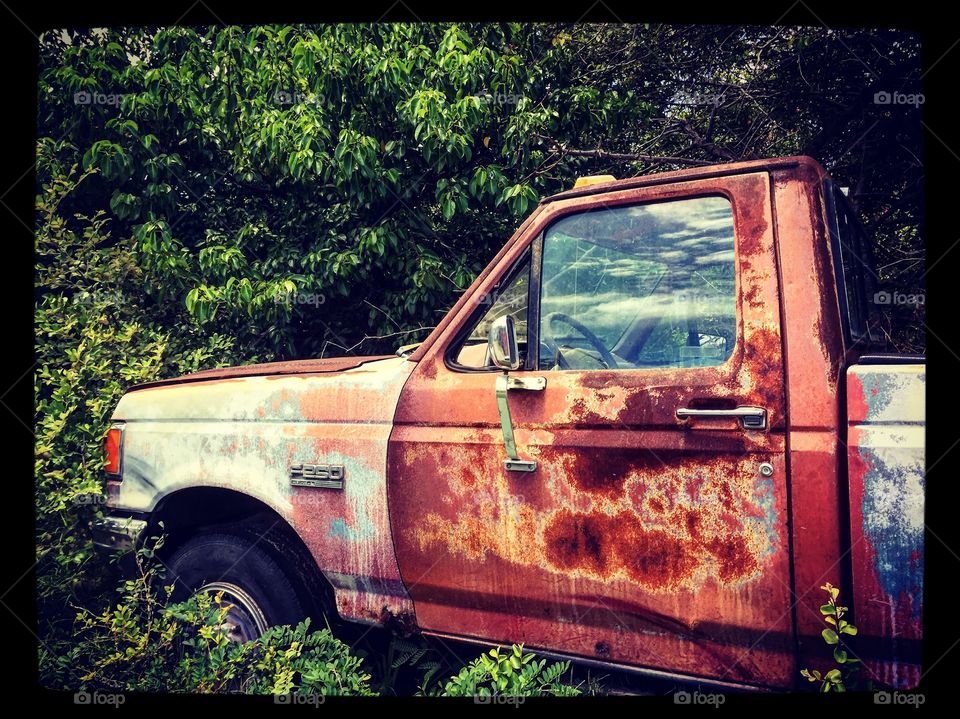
[822, 178, 884, 351]
[443, 192, 743, 375]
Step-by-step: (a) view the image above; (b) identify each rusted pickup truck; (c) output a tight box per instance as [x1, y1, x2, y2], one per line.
[94, 156, 924, 691]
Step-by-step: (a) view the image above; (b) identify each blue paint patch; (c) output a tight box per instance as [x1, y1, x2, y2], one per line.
[752, 474, 779, 558]
[859, 444, 924, 619]
[329, 517, 352, 540]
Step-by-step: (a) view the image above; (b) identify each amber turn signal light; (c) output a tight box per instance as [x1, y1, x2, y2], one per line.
[105, 426, 123, 477]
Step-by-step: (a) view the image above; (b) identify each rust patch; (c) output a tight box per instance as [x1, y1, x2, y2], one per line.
[733, 180, 770, 257]
[538, 446, 659, 501]
[379, 607, 420, 638]
[811, 207, 843, 388]
[405, 441, 779, 592]
[544, 509, 701, 590]
[740, 325, 785, 423]
[543, 503, 761, 590]
[744, 283, 763, 310]
[544, 510, 614, 576]
[705, 536, 759, 583]
[420, 359, 438, 380]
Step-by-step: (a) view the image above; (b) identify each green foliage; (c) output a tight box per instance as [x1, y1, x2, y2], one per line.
[38, 24, 923, 357]
[800, 583, 867, 693]
[38, 24, 565, 357]
[42, 541, 374, 695]
[363, 636, 443, 696]
[437, 644, 582, 697]
[34, 143, 256, 677]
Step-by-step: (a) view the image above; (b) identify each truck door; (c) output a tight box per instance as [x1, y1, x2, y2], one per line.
[388, 172, 794, 688]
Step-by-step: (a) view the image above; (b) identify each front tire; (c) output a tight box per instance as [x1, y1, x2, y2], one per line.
[165, 531, 312, 642]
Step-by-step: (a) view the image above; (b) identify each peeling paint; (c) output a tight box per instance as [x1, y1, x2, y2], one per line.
[111, 356, 417, 625]
[847, 364, 925, 690]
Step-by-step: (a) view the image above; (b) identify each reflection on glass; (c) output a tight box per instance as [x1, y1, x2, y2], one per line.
[455, 258, 530, 368]
[539, 196, 737, 371]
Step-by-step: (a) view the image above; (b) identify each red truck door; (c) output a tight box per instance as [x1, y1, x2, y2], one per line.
[388, 172, 795, 688]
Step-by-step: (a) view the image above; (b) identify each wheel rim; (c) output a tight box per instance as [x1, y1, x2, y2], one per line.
[199, 581, 269, 643]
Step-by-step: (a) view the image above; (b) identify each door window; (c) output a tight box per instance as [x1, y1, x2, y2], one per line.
[538, 196, 737, 371]
[453, 256, 531, 368]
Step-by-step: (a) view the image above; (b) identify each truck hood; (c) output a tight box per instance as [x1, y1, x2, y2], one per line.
[130, 355, 393, 391]
[114, 355, 414, 423]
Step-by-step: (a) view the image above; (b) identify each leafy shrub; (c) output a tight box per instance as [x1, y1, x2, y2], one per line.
[437, 644, 581, 697]
[42, 540, 373, 695]
[800, 583, 866, 692]
[34, 143, 261, 678]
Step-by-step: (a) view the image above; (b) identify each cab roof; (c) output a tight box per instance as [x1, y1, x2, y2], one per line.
[543, 155, 827, 204]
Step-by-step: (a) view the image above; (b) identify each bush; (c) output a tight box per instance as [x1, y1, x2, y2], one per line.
[437, 644, 581, 697]
[34, 142, 263, 680]
[42, 540, 373, 695]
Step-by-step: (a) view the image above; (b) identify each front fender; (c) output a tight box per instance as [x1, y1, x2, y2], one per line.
[108, 356, 417, 625]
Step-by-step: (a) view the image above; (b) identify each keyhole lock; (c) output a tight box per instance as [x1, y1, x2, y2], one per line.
[759, 463, 774, 477]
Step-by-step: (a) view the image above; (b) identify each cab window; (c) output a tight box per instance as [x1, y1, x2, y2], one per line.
[538, 196, 737, 371]
[453, 257, 531, 368]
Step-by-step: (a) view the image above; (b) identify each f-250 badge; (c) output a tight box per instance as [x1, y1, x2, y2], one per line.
[289, 463, 345, 490]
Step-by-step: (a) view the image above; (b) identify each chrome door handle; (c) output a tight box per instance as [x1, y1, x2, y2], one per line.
[676, 405, 767, 430]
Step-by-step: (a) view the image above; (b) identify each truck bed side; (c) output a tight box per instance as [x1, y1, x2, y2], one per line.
[846, 362, 925, 689]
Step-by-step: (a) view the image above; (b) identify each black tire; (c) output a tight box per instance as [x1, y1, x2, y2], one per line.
[165, 531, 312, 641]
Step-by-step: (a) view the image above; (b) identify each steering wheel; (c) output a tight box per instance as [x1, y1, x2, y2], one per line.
[541, 312, 618, 370]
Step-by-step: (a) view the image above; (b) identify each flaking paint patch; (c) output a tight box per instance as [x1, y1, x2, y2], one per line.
[857, 431, 924, 615]
[567, 384, 633, 423]
[404, 441, 779, 592]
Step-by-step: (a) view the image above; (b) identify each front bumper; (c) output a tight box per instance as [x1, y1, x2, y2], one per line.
[91, 515, 149, 553]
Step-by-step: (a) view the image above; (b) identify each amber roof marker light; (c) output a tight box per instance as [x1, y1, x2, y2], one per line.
[572, 174, 617, 189]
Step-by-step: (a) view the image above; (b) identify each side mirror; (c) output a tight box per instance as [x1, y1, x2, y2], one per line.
[487, 315, 521, 371]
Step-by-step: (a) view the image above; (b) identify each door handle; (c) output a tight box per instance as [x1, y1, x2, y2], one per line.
[676, 405, 767, 430]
